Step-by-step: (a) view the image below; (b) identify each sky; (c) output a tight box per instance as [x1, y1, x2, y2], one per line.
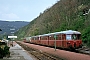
[0, 0, 59, 22]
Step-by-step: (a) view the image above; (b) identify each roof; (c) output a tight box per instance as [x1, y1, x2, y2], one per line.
[41, 30, 81, 36]
[30, 30, 81, 37]
[61, 30, 81, 34]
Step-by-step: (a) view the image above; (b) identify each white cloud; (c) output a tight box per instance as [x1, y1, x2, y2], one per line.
[2, 13, 20, 20]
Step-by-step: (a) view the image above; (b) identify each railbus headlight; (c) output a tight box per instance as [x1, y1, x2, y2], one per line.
[67, 42, 70, 44]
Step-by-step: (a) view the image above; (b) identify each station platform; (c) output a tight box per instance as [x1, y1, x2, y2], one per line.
[2, 41, 36, 60]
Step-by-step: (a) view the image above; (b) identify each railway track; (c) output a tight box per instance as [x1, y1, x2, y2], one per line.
[75, 46, 90, 55]
[18, 43, 90, 60]
[30, 50, 61, 60]
[17, 42, 64, 60]
[18, 41, 90, 55]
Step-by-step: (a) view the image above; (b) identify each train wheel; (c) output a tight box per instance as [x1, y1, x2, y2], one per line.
[68, 45, 75, 51]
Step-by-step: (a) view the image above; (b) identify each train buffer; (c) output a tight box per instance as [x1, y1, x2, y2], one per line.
[2, 41, 36, 60]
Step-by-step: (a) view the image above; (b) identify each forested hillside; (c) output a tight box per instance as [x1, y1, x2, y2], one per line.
[15, 0, 90, 46]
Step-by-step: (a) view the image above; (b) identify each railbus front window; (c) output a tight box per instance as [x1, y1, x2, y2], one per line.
[66, 34, 81, 40]
[66, 35, 72, 40]
[72, 34, 77, 40]
[72, 34, 81, 40]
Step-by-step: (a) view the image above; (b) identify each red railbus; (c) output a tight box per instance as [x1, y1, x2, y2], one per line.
[27, 30, 82, 49]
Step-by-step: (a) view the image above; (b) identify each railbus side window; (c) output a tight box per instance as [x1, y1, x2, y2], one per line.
[41, 37, 43, 40]
[49, 36, 52, 40]
[41, 36, 44, 40]
[31, 38, 33, 40]
[36, 37, 38, 40]
[52, 35, 55, 40]
[34, 37, 36, 40]
[62, 34, 65, 40]
[56, 34, 62, 40]
[45, 36, 48, 40]
[49, 35, 54, 40]
[47, 36, 48, 40]
[54, 35, 58, 40]
[60, 34, 62, 40]
[44, 36, 47, 40]
[39, 37, 41, 40]
[56, 35, 58, 40]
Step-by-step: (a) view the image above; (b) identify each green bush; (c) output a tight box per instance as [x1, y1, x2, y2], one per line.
[0, 45, 10, 58]
[82, 27, 90, 47]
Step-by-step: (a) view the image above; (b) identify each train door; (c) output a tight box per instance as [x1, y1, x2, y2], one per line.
[38, 36, 41, 44]
[47, 36, 49, 46]
[55, 34, 62, 48]
[56, 34, 63, 48]
[62, 34, 67, 48]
